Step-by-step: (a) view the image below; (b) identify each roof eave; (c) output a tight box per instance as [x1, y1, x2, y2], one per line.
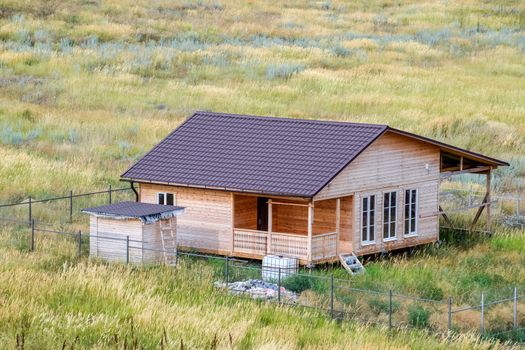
[120, 177, 314, 199]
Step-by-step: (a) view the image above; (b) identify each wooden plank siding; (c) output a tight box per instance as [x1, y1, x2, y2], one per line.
[140, 184, 233, 255]
[273, 202, 308, 234]
[314, 131, 440, 255]
[337, 196, 354, 254]
[142, 220, 163, 264]
[233, 195, 257, 230]
[312, 198, 337, 234]
[90, 217, 143, 263]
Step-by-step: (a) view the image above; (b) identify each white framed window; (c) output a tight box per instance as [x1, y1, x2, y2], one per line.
[404, 189, 418, 236]
[361, 195, 376, 244]
[383, 191, 397, 240]
[157, 192, 175, 206]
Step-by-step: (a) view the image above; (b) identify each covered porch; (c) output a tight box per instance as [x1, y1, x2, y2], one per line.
[232, 194, 351, 265]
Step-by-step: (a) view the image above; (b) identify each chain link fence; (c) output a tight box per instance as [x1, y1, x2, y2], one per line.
[2, 186, 525, 342]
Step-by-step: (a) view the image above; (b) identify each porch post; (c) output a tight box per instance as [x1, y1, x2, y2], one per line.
[231, 193, 235, 255]
[267, 199, 273, 255]
[335, 198, 341, 255]
[486, 169, 492, 233]
[307, 202, 313, 265]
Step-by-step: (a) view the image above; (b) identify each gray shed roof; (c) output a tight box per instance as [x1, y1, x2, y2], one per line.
[121, 111, 387, 197]
[121, 111, 508, 198]
[82, 201, 184, 223]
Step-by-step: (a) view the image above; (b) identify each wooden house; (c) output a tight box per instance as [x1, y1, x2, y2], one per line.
[120, 111, 507, 265]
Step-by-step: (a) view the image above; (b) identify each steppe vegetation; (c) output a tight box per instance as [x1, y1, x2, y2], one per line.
[0, 0, 524, 200]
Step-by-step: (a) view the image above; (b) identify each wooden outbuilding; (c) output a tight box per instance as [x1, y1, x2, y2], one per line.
[82, 201, 184, 264]
[120, 111, 508, 266]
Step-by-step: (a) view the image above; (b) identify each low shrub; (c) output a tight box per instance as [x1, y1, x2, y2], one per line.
[282, 274, 326, 294]
[265, 63, 305, 80]
[368, 297, 400, 315]
[408, 304, 431, 328]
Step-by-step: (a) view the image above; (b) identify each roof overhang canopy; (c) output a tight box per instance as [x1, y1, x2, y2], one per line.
[82, 201, 185, 224]
[387, 128, 508, 178]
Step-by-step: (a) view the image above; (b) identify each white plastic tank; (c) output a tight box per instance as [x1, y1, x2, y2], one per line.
[262, 255, 298, 282]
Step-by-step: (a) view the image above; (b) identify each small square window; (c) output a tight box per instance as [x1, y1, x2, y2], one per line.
[157, 192, 175, 205]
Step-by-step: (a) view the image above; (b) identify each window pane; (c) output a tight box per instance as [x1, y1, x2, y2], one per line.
[370, 196, 375, 210]
[405, 190, 409, 204]
[392, 192, 396, 203]
[158, 193, 165, 205]
[370, 225, 375, 241]
[391, 222, 396, 236]
[166, 193, 174, 206]
[411, 189, 416, 204]
[383, 220, 388, 238]
[411, 217, 416, 233]
[384, 193, 389, 207]
[391, 206, 396, 220]
[362, 226, 367, 241]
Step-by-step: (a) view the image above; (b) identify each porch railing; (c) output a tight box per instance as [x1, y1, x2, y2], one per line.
[270, 232, 308, 259]
[233, 229, 338, 262]
[232, 229, 267, 256]
[311, 232, 338, 261]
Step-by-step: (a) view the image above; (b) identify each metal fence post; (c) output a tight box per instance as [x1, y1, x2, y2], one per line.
[109, 185, 112, 204]
[225, 257, 229, 288]
[78, 230, 82, 257]
[388, 289, 393, 330]
[480, 292, 485, 336]
[30, 219, 35, 251]
[69, 190, 73, 223]
[448, 296, 452, 339]
[330, 274, 334, 319]
[28, 196, 32, 225]
[278, 267, 282, 303]
[126, 235, 129, 264]
[514, 287, 518, 329]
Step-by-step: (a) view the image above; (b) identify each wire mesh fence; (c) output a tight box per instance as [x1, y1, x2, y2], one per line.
[0, 185, 135, 226]
[441, 187, 525, 229]
[1, 216, 525, 342]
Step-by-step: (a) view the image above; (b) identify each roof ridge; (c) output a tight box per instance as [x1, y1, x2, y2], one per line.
[194, 110, 388, 129]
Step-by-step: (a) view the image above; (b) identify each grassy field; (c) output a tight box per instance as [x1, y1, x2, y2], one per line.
[0, 0, 524, 348]
[0, 226, 524, 349]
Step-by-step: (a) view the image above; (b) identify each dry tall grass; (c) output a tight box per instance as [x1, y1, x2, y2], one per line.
[0, 227, 521, 349]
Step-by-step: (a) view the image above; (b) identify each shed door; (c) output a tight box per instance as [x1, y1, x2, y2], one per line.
[257, 197, 268, 231]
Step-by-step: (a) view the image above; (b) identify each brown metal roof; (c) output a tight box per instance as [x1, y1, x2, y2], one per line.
[82, 201, 184, 221]
[122, 111, 388, 197]
[121, 111, 508, 197]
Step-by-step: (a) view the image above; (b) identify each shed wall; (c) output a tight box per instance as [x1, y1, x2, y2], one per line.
[90, 216, 143, 263]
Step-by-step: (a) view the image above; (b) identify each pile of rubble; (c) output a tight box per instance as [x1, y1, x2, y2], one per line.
[214, 279, 297, 302]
